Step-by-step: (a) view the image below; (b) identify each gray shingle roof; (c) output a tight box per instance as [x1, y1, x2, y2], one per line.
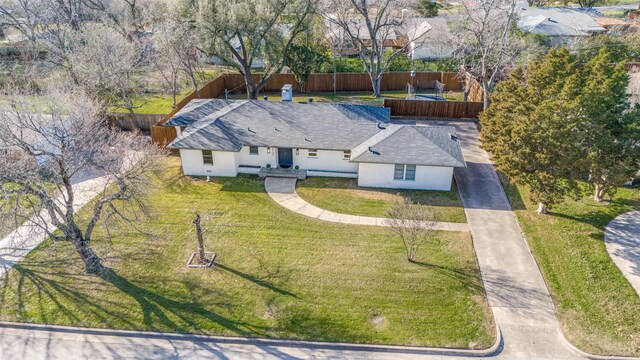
[164, 99, 237, 127]
[517, 7, 605, 36]
[351, 126, 465, 167]
[166, 100, 391, 151]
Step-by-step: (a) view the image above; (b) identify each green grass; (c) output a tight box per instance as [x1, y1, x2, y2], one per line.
[501, 176, 640, 356]
[0, 157, 494, 348]
[109, 90, 193, 115]
[226, 90, 466, 106]
[297, 177, 467, 223]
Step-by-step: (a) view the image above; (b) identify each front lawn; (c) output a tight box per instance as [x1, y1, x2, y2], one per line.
[0, 157, 493, 348]
[297, 177, 466, 223]
[501, 177, 640, 356]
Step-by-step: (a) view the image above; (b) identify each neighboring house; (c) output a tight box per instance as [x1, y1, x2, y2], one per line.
[517, 6, 606, 45]
[164, 99, 465, 191]
[409, 16, 456, 60]
[325, 17, 431, 57]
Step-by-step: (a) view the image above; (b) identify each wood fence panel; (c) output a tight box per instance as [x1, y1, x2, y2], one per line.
[107, 113, 165, 131]
[150, 125, 177, 146]
[440, 72, 464, 91]
[383, 98, 484, 119]
[151, 71, 482, 145]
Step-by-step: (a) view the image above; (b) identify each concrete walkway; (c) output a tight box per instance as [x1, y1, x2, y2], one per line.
[264, 177, 470, 232]
[0, 175, 109, 279]
[605, 211, 640, 296]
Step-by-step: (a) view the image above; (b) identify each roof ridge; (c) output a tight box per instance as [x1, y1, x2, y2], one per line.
[171, 100, 248, 144]
[412, 126, 465, 167]
[350, 124, 402, 159]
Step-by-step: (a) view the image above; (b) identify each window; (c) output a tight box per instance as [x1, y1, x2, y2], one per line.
[394, 164, 416, 181]
[202, 150, 213, 165]
[405, 165, 416, 180]
[343, 150, 351, 160]
[394, 164, 405, 180]
[308, 149, 318, 157]
[249, 146, 259, 155]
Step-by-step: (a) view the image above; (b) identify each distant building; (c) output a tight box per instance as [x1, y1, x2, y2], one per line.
[517, 6, 606, 45]
[409, 16, 456, 60]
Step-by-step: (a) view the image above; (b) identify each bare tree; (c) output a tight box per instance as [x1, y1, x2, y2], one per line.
[0, 86, 165, 274]
[152, 11, 203, 103]
[70, 23, 145, 126]
[193, 213, 206, 262]
[197, 0, 314, 99]
[322, 0, 429, 97]
[386, 200, 438, 262]
[451, 0, 521, 109]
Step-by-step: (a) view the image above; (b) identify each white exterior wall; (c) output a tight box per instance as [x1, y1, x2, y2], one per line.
[179, 149, 238, 177]
[292, 149, 358, 173]
[236, 146, 277, 167]
[357, 163, 454, 191]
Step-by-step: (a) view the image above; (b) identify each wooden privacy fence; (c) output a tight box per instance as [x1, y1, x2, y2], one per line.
[151, 71, 473, 145]
[383, 99, 484, 119]
[107, 113, 165, 131]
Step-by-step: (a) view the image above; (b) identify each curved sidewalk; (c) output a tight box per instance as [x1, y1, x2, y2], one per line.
[264, 177, 470, 232]
[605, 210, 640, 296]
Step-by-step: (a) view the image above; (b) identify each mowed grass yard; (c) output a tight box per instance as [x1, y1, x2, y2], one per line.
[0, 157, 494, 348]
[225, 90, 466, 106]
[501, 177, 640, 356]
[297, 177, 466, 223]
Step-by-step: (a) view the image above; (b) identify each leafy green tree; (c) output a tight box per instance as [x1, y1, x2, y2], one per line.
[572, 50, 640, 201]
[285, 44, 328, 93]
[482, 47, 640, 212]
[414, 0, 439, 17]
[480, 49, 583, 214]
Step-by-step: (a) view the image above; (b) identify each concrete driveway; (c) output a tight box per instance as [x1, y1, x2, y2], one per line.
[605, 211, 640, 296]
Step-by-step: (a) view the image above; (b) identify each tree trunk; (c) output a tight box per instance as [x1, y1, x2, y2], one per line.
[594, 184, 605, 203]
[74, 241, 105, 275]
[128, 107, 140, 130]
[372, 76, 382, 97]
[536, 202, 547, 214]
[188, 70, 200, 98]
[482, 83, 490, 110]
[332, 44, 337, 96]
[193, 214, 206, 262]
[244, 71, 257, 100]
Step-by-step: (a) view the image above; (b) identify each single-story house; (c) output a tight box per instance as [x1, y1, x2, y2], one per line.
[409, 16, 456, 60]
[164, 99, 465, 191]
[517, 6, 606, 45]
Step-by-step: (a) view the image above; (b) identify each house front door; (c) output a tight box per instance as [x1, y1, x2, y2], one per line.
[278, 148, 293, 168]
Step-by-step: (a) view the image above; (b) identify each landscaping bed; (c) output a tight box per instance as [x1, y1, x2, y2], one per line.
[297, 177, 466, 223]
[0, 157, 492, 348]
[501, 176, 640, 356]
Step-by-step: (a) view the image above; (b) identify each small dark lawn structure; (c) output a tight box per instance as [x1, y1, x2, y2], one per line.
[187, 213, 217, 268]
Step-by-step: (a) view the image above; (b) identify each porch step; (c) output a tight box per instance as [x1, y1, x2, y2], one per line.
[258, 167, 307, 180]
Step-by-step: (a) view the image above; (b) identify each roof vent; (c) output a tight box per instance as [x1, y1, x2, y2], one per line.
[450, 134, 458, 141]
[368, 146, 380, 156]
[376, 121, 387, 130]
[305, 137, 311, 142]
[281, 84, 293, 102]
[248, 127, 256, 133]
[275, 127, 281, 132]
